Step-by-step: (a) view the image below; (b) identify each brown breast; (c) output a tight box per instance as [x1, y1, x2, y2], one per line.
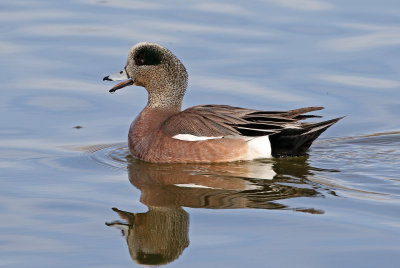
[128, 107, 248, 163]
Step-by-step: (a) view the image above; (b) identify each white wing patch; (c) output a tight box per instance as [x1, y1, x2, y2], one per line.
[245, 135, 272, 160]
[172, 134, 223, 141]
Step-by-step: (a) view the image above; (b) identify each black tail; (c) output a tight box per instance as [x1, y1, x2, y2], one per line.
[269, 117, 343, 157]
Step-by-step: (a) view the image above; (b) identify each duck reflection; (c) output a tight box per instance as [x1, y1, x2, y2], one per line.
[107, 157, 334, 265]
[106, 206, 189, 265]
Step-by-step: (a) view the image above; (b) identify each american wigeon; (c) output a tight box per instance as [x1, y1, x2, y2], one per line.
[104, 42, 342, 163]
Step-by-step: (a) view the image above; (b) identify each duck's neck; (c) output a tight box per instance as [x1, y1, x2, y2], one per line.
[146, 63, 188, 110]
[146, 85, 185, 111]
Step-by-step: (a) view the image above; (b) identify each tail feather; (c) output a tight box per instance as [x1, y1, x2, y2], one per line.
[269, 117, 343, 157]
[286, 107, 324, 118]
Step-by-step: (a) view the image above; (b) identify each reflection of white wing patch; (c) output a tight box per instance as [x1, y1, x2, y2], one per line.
[172, 134, 223, 141]
[174, 183, 262, 191]
[246, 162, 276, 180]
[174, 183, 215, 189]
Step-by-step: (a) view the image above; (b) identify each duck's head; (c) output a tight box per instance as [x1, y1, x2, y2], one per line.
[104, 42, 188, 109]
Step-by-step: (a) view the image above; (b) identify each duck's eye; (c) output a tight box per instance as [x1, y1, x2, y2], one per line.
[136, 54, 146, 65]
[134, 47, 162, 66]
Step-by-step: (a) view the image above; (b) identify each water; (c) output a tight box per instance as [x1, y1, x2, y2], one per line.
[1, 0, 400, 267]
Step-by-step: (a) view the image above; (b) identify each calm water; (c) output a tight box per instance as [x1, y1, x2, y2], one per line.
[1, 0, 400, 267]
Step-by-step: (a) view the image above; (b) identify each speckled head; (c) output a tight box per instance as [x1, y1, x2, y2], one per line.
[104, 42, 188, 110]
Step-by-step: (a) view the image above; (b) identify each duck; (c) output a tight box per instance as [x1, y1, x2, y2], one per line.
[103, 42, 342, 163]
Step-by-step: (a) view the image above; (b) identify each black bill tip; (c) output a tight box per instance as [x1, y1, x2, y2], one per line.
[103, 76, 112, 81]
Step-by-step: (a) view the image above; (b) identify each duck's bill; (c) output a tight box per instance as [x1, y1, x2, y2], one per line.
[108, 79, 134, 93]
[103, 69, 128, 81]
[103, 69, 134, 93]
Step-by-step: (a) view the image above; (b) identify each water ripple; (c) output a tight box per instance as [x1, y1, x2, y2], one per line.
[84, 142, 129, 169]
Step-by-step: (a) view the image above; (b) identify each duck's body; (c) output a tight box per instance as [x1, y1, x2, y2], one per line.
[104, 42, 342, 163]
[128, 107, 247, 163]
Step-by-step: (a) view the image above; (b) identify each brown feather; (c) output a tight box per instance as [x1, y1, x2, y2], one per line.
[161, 105, 331, 138]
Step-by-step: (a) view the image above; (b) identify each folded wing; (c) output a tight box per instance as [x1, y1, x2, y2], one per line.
[161, 105, 342, 156]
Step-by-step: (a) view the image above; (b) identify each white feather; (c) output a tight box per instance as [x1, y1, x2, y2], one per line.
[245, 135, 272, 160]
[172, 134, 223, 141]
